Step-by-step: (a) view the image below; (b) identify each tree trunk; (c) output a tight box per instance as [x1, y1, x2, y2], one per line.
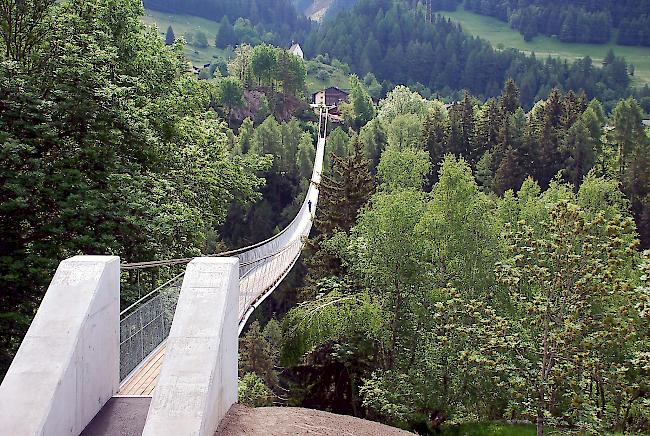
[347, 367, 361, 417]
[537, 384, 545, 436]
[538, 321, 549, 436]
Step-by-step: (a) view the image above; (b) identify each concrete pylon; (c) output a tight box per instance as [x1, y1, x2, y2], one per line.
[142, 257, 239, 436]
[0, 256, 120, 436]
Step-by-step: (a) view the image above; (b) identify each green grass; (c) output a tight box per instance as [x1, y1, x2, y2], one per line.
[141, 9, 228, 65]
[440, 422, 538, 436]
[141, 9, 351, 93]
[439, 7, 650, 87]
[305, 61, 351, 95]
[439, 422, 647, 435]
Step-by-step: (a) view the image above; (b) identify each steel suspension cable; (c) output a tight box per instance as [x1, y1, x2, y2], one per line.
[121, 107, 327, 271]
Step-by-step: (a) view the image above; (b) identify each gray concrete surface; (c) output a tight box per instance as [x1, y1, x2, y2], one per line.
[81, 397, 151, 436]
[0, 256, 120, 436]
[142, 258, 239, 436]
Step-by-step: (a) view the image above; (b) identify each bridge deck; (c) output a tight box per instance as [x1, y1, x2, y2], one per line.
[117, 345, 165, 396]
[118, 254, 285, 396]
[81, 397, 151, 436]
[116, 127, 324, 400]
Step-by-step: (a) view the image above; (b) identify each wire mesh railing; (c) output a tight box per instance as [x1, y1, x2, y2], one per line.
[118, 108, 328, 383]
[119, 273, 183, 380]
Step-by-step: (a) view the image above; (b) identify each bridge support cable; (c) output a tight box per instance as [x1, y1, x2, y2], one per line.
[118, 107, 328, 384]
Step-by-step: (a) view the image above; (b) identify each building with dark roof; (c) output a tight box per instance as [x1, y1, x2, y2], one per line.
[312, 87, 349, 107]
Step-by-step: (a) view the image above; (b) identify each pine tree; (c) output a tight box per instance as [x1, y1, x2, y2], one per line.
[564, 119, 595, 189]
[491, 114, 513, 176]
[317, 136, 375, 235]
[475, 150, 495, 192]
[324, 127, 350, 173]
[239, 321, 278, 389]
[446, 105, 464, 157]
[640, 196, 650, 249]
[536, 119, 562, 188]
[494, 147, 524, 195]
[603, 48, 616, 66]
[534, 89, 565, 187]
[422, 103, 449, 186]
[194, 31, 208, 49]
[520, 110, 539, 178]
[251, 115, 281, 158]
[164, 25, 175, 46]
[459, 91, 477, 164]
[280, 119, 302, 174]
[561, 90, 581, 129]
[296, 133, 315, 180]
[499, 78, 521, 115]
[359, 118, 387, 171]
[236, 117, 254, 155]
[609, 98, 646, 182]
[215, 16, 236, 48]
[305, 136, 375, 281]
[622, 142, 650, 248]
[475, 98, 501, 160]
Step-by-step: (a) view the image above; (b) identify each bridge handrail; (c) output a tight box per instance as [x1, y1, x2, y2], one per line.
[121, 107, 327, 271]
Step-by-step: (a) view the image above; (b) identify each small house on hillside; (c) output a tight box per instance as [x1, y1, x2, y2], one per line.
[312, 87, 349, 107]
[289, 43, 304, 60]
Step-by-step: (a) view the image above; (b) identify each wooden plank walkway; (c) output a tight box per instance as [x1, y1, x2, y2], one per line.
[114, 134, 323, 398]
[116, 345, 165, 396]
[117, 262, 269, 397]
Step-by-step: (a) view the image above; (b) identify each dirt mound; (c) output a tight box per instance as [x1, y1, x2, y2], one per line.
[216, 404, 413, 436]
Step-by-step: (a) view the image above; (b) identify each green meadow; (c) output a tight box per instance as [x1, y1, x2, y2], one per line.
[141, 9, 228, 65]
[142, 9, 351, 94]
[440, 423, 538, 436]
[305, 62, 351, 94]
[440, 7, 650, 87]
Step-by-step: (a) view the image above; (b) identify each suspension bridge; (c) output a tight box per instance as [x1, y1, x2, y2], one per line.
[0, 108, 329, 436]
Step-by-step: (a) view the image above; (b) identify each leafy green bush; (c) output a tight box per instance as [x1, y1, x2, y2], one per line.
[238, 372, 273, 407]
[316, 68, 330, 81]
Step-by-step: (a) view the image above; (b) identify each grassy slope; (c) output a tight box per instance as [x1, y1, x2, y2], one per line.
[141, 9, 227, 65]
[439, 7, 650, 87]
[306, 63, 351, 94]
[142, 9, 350, 94]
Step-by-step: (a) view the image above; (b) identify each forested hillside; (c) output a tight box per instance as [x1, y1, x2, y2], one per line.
[144, 0, 312, 45]
[144, 0, 639, 109]
[457, 0, 650, 46]
[305, 0, 633, 108]
[236, 82, 650, 436]
[0, 0, 316, 377]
